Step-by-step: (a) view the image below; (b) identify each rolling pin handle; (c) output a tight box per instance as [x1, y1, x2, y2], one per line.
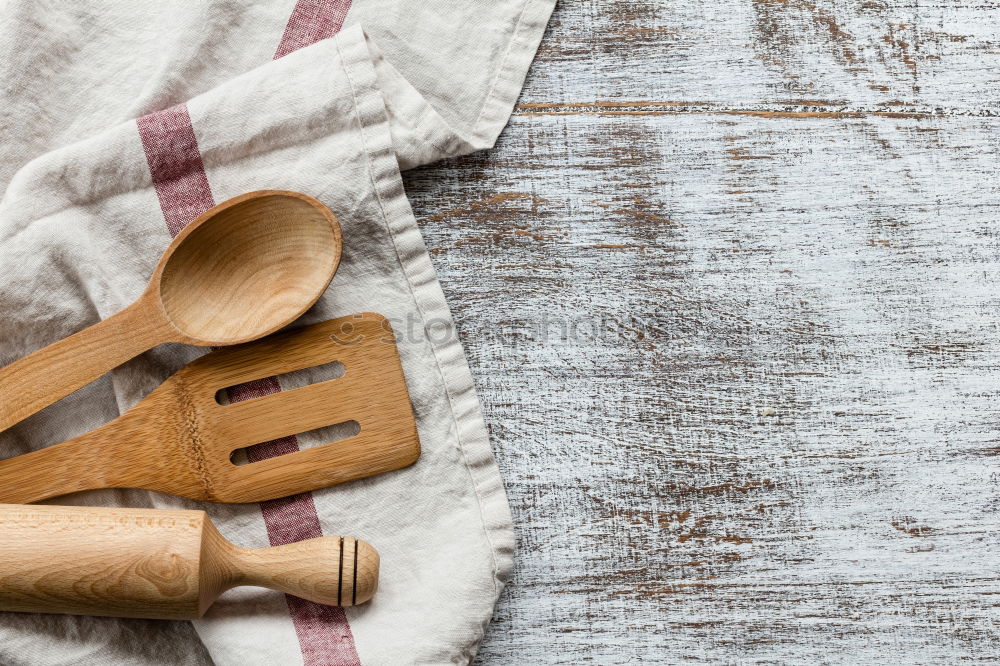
[206, 532, 380, 611]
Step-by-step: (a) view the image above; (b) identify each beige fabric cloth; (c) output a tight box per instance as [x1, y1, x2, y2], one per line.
[0, 2, 555, 664]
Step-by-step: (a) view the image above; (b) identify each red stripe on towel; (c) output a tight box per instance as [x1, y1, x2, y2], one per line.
[136, 104, 214, 237]
[227, 379, 362, 665]
[269, 3, 362, 662]
[136, 6, 361, 656]
[274, 0, 353, 59]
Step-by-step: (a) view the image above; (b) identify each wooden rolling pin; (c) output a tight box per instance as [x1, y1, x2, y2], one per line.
[0, 504, 378, 619]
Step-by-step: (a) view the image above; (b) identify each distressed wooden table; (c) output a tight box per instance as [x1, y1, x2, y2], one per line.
[405, 1, 1000, 663]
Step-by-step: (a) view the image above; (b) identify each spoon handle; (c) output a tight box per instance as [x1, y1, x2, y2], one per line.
[0, 300, 169, 433]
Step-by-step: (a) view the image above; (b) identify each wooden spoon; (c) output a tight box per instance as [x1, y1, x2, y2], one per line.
[0, 190, 342, 433]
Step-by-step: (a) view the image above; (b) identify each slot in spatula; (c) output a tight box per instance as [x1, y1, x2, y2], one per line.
[0, 313, 420, 503]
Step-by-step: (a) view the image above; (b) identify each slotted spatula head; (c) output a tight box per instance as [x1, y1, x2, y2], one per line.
[0, 314, 421, 504]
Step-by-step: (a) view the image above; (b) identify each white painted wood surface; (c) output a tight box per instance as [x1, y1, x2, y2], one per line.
[404, 0, 1000, 662]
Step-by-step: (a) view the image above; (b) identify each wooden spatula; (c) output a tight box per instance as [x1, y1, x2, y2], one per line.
[0, 313, 420, 503]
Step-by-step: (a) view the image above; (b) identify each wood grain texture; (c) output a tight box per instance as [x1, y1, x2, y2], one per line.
[0, 504, 377, 619]
[0, 314, 419, 503]
[402, 1, 1000, 662]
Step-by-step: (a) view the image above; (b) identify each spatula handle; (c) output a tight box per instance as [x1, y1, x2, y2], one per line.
[0, 300, 170, 433]
[0, 419, 147, 503]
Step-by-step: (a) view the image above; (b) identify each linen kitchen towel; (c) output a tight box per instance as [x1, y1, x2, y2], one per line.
[0, 1, 555, 664]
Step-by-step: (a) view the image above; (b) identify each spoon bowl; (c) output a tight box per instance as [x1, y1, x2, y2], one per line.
[156, 192, 341, 345]
[0, 190, 342, 433]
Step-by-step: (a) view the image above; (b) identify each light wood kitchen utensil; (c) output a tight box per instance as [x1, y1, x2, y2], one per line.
[0, 313, 420, 503]
[0, 504, 378, 619]
[0, 190, 342, 433]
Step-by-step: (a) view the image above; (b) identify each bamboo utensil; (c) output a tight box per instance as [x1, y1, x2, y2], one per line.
[0, 504, 378, 619]
[0, 190, 342, 433]
[0, 314, 420, 503]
